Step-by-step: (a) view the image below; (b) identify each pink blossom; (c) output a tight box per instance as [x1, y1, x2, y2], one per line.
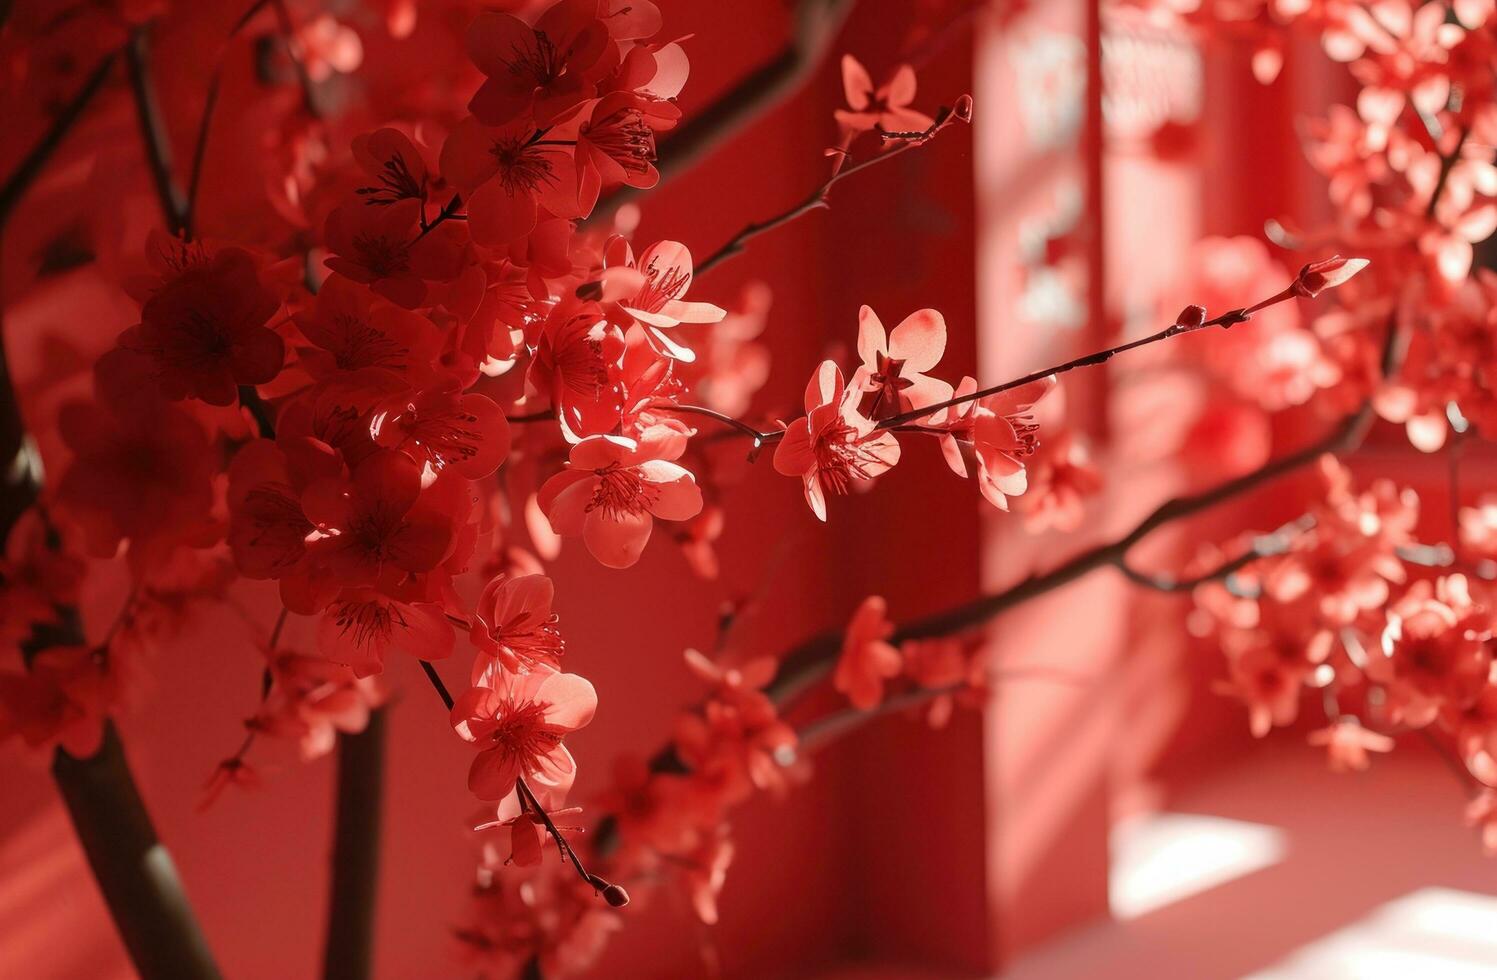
[451, 667, 597, 801]
[537, 427, 703, 568]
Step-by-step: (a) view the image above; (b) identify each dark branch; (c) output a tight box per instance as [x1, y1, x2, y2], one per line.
[126, 25, 188, 236]
[694, 102, 970, 278]
[321, 710, 388, 980]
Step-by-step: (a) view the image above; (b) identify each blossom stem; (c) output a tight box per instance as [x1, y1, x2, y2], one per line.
[240, 386, 278, 438]
[1114, 513, 1317, 593]
[515, 776, 592, 884]
[694, 100, 970, 278]
[765, 404, 1376, 706]
[126, 25, 189, 237]
[0, 52, 118, 230]
[654, 403, 768, 444]
[184, 0, 311, 239]
[673, 287, 1294, 452]
[421, 660, 455, 709]
[874, 300, 1276, 431]
[414, 194, 465, 241]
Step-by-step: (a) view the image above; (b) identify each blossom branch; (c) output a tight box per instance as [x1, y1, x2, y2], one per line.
[0, 51, 221, 980]
[1114, 514, 1317, 593]
[126, 25, 189, 237]
[877, 302, 1281, 431]
[0, 54, 118, 229]
[416, 661, 627, 906]
[762, 405, 1374, 706]
[693, 99, 971, 278]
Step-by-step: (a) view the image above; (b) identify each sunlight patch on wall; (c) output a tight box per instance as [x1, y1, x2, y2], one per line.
[1109, 812, 1286, 920]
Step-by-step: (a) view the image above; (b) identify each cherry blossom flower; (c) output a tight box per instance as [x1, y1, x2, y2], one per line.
[773, 361, 901, 521]
[291, 275, 441, 379]
[120, 247, 283, 405]
[465, 2, 613, 127]
[835, 596, 902, 710]
[352, 127, 432, 207]
[441, 116, 582, 245]
[1307, 720, 1396, 771]
[451, 666, 597, 801]
[301, 449, 455, 590]
[290, 14, 363, 82]
[851, 305, 953, 418]
[528, 299, 628, 437]
[1460, 494, 1497, 557]
[1213, 598, 1332, 737]
[369, 381, 511, 485]
[566, 92, 678, 214]
[55, 396, 215, 561]
[253, 650, 386, 759]
[316, 589, 455, 677]
[932, 375, 1057, 511]
[226, 437, 340, 584]
[470, 574, 565, 674]
[1014, 428, 1102, 532]
[597, 238, 724, 361]
[537, 427, 703, 568]
[0, 645, 113, 758]
[324, 198, 462, 308]
[674, 649, 797, 809]
[1368, 576, 1494, 728]
[834, 55, 933, 137]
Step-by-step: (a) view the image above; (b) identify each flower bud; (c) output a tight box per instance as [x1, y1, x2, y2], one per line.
[1292, 256, 1369, 298]
[1174, 304, 1207, 329]
[953, 94, 974, 123]
[603, 884, 630, 907]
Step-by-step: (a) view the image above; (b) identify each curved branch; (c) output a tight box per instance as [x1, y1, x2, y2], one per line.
[764, 405, 1371, 705]
[1113, 513, 1316, 593]
[694, 103, 969, 278]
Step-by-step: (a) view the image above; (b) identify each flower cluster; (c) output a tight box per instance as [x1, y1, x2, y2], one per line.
[5, 0, 1494, 977]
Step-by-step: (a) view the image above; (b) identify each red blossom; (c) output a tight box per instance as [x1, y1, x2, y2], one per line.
[452, 666, 597, 801]
[537, 427, 703, 569]
[773, 361, 901, 521]
[835, 595, 902, 711]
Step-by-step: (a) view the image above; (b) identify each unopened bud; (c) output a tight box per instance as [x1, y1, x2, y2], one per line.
[1174, 304, 1207, 329]
[1292, 256, 1369, 298]
[602, 883, 631, 907]
[953, 94, 974, 123]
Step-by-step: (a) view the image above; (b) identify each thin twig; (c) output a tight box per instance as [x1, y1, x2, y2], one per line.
[0, 53, 119, 228]
[694, 103, 969, 278]
[1114, 514, 1316, 593]
[762, 404, 1374, 707]
[126, 25, 188, 236]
